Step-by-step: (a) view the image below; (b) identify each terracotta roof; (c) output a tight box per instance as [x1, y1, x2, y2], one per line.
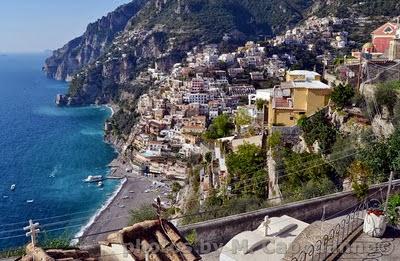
[274, 97, 291, 108]
[102, 219, 201, 261]
[371, 22, 398, 36]
[22, 244, 97, 261]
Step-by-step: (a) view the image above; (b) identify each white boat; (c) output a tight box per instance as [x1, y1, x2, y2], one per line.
[10, 184, 16, 191]
[84, 175, 103, 183]
[97, 181, 103, 187]
[26, 199, 34, 203]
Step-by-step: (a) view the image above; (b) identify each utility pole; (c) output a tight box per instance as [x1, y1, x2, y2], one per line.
[384, 171, 394, 212]
[24, 220, 40, 247]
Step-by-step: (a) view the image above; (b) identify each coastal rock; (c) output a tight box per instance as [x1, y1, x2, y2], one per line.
[55, 94, 67, 106]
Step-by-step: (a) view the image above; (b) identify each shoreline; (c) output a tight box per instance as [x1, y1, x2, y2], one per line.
[75, 103, 167, 246]
[104, 104, 115, 117]
[72, 177, 127, 245]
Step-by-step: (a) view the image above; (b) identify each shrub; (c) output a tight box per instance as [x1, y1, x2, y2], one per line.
[128, 204, 158, 225]
[226, 143, 267, 198]
[375, 83, 398, 115]
[298, 110, 337, 153]
[330, 84, 355, 108]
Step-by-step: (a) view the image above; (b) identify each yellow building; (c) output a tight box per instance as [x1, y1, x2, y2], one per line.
[268, 70, 331, 126]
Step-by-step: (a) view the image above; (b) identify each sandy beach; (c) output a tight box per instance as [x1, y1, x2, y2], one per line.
[78, 160, 171, 246]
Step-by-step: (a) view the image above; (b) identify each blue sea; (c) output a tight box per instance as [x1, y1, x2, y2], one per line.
[0, 54, 118, 249]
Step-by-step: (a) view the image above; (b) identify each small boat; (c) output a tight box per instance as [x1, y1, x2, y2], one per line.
[3, 196, 9, 199]
[26, 199, 34, 203]
[10, 184, 16, 191]
[84, 175, 103, 183]
[97, 181, 103, 187]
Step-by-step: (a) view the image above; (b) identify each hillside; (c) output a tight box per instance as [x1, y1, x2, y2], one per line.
[45, 0, 316, 104]
[45, 0, 400, 105]
[311, 0, 400, 18]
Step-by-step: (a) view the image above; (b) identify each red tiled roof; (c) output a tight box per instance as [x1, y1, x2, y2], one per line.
[274, 97, 290, 108]
[371, 22, 398, 36]
[103, 219, 201, 261]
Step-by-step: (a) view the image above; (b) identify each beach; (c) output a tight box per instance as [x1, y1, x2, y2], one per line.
[77, 160, 171, 246]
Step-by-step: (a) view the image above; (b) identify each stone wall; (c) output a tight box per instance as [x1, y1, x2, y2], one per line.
[179, 180, 400, 252]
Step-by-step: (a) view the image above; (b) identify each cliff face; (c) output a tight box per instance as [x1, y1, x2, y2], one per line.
[43, 0, 148, 81]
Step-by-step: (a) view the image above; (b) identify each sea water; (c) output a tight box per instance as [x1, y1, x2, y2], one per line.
[0, 54, 118, 249]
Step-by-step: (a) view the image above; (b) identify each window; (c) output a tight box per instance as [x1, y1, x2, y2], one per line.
[299, 112, 306, 115]
[290, 116, 294, 120]
[384, 26, 393, 34]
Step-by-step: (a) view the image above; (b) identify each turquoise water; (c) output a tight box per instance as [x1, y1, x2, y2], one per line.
[0, 54, 118, 249]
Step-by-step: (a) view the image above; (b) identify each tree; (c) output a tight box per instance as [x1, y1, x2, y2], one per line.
[330, 84, 355, 108]
[235, 108, 252, 131]
[298, 110, 337, 153]
[329, 136, 356, 178]
[375, 82, 398, 115]
[128, 205, 157, 225]
[347, 160, 373, 200]
[226, 143, 267, 198]
[281, 150, 338, 200]
[256, 99, 267, 111]
[267, 131, 282, 150]
[359, 140, 390, 182]
[204, 114, 234, 140]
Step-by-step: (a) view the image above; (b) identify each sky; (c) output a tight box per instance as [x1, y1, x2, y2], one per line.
[0, 0, 131, 53]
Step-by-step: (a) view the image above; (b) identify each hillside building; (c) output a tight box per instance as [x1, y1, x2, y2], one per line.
[267, 70, 331, 127]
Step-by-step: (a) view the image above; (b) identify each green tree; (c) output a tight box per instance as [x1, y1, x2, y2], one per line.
[267, 131, 282, 150]
[256, 99, 267, 111]
[359, 140, 390, 182]
[204, 114, 234, 140]
[347, 160, 373, 200]
[330, 84, 355, 108]
[235, 108, 252, 130]
[281, 150, 338, 200]
[128, 204, 158, 225]
[298, 110, 337, 153]
[375, 83, 398, 115]
[226, 143, 267, 198]
[329, 136, 356, 178]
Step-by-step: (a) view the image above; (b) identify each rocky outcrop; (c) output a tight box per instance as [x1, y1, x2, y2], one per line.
[43, 0, 148, 81]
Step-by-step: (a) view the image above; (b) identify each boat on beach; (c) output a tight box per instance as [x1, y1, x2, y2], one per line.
[83, 175, 103, 183]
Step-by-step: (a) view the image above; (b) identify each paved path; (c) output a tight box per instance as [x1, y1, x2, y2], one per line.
[338, 226, 400, 260]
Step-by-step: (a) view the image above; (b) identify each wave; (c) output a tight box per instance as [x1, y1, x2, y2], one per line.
[49, 164, 61, 178]
[71, 177, 127, 245]
[80, 129, 104, 136]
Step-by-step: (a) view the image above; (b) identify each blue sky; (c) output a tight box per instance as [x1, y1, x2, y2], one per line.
[0, 0, 131, 53]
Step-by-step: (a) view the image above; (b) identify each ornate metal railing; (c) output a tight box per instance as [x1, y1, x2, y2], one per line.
[291, 203, 366, 261]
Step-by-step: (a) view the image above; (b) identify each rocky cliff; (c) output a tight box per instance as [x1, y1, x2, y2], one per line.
[43, 0, 148, 81]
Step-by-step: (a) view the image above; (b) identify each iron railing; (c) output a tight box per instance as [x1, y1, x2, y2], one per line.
[290, 203, 366, 261]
